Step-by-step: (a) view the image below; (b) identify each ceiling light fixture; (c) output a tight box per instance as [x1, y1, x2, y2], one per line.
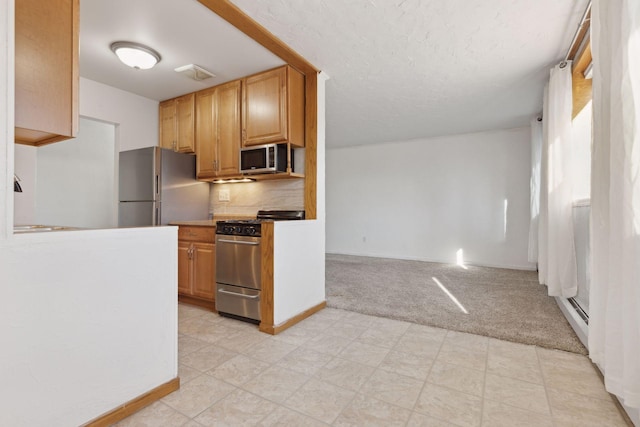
[110, 41, 161, 70]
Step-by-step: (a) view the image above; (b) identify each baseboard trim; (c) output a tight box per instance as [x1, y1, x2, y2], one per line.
[83, 377, 180, 427]
[555, 296, 588, 349]
[326, 251, 538, 271]
[260, 301, 326, 335]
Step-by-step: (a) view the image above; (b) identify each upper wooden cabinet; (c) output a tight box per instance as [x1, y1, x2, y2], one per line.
[159, 101, 177, 151]
[15, 0, 79, 146]
[195, 88, 216, 178]
[216, 81, 242, 176]
[159, 93, 195, 153]
[195, 80, 242, 179]
[242, 66, 305, 148]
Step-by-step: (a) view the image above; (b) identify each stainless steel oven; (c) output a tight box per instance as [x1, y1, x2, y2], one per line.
[215, 234, 262, 322]
[215, 210, 304, 323]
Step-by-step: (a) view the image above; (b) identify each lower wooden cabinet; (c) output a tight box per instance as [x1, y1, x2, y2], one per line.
[177, 226, 216, 309]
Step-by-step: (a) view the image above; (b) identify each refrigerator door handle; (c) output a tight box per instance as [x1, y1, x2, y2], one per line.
[155, 174, 159, 197]
[155, 206, 160, 226]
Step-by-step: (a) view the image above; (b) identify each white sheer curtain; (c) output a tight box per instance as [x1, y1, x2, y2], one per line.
[538, 86, 549, 282]
[528, 117, 543, 263]
[589, 0, 640, 409]
[537, 64, 578, 297]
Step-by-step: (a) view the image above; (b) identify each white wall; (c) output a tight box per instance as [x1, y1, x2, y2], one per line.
[326, 127, 535, 270]
[35, 118, 117, 228]
[79, 77, 159, 151]
[0, 227, 178, 427]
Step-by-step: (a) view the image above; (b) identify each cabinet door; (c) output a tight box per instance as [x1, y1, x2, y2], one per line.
[216, 80, 242, 177]
[159, 100, 177, 150]
[177, 241, 192, 295]
[15, 0, 79, 146]
[175, 93, 195, 153]
[192, 242, 216, 300]
[195, 88, 216, 179]
[242, 67, 287, 146]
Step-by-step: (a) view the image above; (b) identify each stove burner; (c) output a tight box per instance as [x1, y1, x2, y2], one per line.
[216, 210, 305, 237]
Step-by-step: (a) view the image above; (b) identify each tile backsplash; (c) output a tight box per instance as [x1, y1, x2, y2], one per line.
[210, 179, 304, 216]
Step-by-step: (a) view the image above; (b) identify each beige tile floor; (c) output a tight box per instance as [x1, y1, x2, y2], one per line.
[115, 303, 631, 427]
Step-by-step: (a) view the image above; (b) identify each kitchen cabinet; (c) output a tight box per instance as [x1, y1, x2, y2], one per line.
[177, 226, 216, 307]
[242, 65, 305, 148]
[195, 80, 242, 179]
[15, 0, 79, 146]
[159, 93, 195, 153]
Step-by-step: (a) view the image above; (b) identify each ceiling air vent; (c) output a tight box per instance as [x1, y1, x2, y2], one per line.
[174, 64, 216, 81]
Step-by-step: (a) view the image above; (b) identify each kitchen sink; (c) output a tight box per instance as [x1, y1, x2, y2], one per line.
[13, 225, 78, 233]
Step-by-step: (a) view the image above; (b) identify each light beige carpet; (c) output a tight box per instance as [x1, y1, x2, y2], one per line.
[326, 254, 587, 354]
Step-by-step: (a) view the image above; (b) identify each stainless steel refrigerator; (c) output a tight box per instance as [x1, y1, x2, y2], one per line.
[118, 147, 209, 227]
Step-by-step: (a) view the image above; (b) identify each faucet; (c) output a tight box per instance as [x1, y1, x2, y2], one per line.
[14, 174, 22, 192]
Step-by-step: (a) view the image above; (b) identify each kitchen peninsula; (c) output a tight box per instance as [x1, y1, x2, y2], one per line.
[173, 210, 326, 335]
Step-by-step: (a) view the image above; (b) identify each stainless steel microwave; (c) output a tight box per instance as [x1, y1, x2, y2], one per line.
[240, 143, 291, 174]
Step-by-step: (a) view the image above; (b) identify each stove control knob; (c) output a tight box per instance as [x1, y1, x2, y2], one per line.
[247, 227, 256, 235]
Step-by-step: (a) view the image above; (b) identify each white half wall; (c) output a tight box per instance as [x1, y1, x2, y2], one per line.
[0, 227, 178, 427]
[326, 127, 535, 270]
[273, 220, 326, 324]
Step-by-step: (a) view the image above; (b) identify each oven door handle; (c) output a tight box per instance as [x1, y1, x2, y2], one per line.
[218, 289, 260, 299]
[217, 239, 259, 245]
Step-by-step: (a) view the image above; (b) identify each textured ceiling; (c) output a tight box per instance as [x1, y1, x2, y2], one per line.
[230, 0, 589, 148]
